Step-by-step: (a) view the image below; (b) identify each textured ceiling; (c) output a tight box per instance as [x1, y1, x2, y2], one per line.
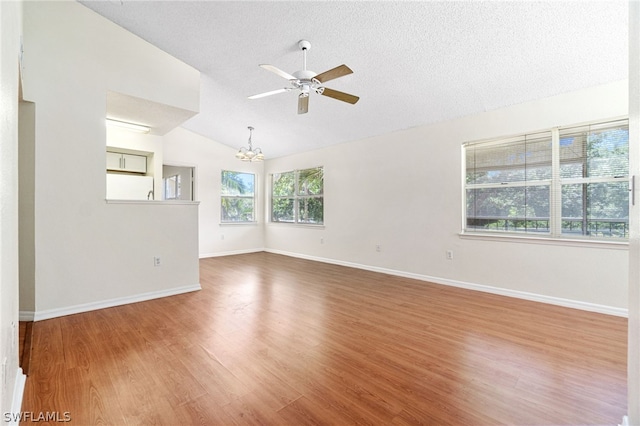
[79, 1, 628, 159]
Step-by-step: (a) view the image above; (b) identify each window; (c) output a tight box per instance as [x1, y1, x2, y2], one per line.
[272, 167, 324, 224]
[164, 174, 181, 200]
[221, 171, 255, 223]
[559, 121, 629, 238]
[464, 119, 628, 240]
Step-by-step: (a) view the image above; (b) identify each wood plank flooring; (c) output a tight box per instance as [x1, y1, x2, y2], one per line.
[21, 252, 627, 425]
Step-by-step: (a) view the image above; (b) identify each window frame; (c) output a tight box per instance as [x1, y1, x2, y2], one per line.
[462, 118, 629, 243]
[220, 170, 256, 224]
[164, 174, 181, 200]
[271, 166, 324, 226]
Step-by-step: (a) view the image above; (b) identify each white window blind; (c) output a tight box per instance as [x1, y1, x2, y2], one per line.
[465, 132, 552, 234]
[559, 120, 629, 238]
[464, 119, 629, 239]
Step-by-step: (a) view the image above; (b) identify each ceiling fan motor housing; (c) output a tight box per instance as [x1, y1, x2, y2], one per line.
[293, 70, 317, 80]
[293, 70, 320, 95]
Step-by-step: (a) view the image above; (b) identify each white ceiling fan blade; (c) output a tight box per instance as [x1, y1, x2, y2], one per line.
[259, 64, 296, 81]
[248, 88, 291, 100]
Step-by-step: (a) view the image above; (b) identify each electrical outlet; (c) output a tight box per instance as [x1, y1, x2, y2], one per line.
[154, 256, 161, 266]
[446, 250, 454, 260]
[320, 237, 324, 244]
[376, 244, 381, 252]
[221, 234, 225, 240]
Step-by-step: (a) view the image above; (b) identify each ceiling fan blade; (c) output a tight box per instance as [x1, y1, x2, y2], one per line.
[259, 64, 296, 81]
[298, 94, 309, 114]
[321, 87, 359, 104]
[314, 64, 353, 84]
[248, 88, 291, 100]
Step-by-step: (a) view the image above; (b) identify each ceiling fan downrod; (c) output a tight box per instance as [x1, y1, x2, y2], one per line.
[299, 39, 311, 71]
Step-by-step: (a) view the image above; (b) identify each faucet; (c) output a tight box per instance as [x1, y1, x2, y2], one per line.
[147, 190, 154, 200]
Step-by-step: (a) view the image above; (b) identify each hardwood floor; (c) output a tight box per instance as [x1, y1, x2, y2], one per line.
[21, 252, 627, 425]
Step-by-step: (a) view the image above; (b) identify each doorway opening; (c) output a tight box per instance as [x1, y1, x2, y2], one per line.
[162, 165, 195, 201]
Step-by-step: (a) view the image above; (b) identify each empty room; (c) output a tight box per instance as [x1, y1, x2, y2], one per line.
[1, 1, 639, 425]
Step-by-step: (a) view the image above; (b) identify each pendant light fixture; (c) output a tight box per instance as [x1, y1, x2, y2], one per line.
[235, 126, 264, 162]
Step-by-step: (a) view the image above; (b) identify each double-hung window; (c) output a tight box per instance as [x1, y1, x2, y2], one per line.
[465, 132, 552, 234]
[221, 171, 256, 223]
[559, 121, 629, 238]
[464, 119, 628, 240]
[271, 167, 324, 224]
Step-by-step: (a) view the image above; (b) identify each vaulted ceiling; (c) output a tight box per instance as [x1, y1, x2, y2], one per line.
[79, 1, 628, 158]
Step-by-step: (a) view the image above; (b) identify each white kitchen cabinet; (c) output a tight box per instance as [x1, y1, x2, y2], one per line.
[106, 151, 147, 173]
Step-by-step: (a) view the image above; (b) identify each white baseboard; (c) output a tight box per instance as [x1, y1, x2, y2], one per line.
[18, 311, 34, 321]
[265, 249, 628, 318]
[7, 368, 26, 426]
[24, 284, 201, 322]
[200, 248, 264, 258]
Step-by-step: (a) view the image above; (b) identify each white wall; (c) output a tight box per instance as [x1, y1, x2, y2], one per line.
[18, 101, 35, 316]
[1, 0, 24, 419]
[20, 1, 201, 319]
[163, 127, 265, 257]
[265, 80, 629, 314]
[627, 1, 640, 423]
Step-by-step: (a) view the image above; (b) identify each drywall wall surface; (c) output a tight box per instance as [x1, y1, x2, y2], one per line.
[21, 1, 200, 314]
[1, 0, 23, 417]
[163, 127, 265, 256]
[19, 101, 36, 314]
[21, 4, 199, 114]
[627, 0, 640, 422]
[265, 80, 629, 311]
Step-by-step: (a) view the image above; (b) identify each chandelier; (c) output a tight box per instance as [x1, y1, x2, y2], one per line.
[235, 126, 264, 162]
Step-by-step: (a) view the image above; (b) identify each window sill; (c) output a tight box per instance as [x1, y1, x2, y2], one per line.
[459, 231, 628, 250]
[106, 199, 200, 205]
[268, 222, 325, 229]
[219, 221, 259, 226]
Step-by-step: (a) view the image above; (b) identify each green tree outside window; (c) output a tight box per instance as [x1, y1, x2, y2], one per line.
[221, 171, 255, 222]
[272, 167, 323, 224]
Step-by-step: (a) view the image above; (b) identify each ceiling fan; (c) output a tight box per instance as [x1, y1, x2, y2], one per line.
[248, 40, 359, 114]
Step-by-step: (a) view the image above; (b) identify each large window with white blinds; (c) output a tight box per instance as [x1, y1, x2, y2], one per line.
[464, 118, 629, 240]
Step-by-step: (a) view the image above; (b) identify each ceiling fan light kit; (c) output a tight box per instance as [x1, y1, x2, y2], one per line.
[248, 40, 359, 114]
